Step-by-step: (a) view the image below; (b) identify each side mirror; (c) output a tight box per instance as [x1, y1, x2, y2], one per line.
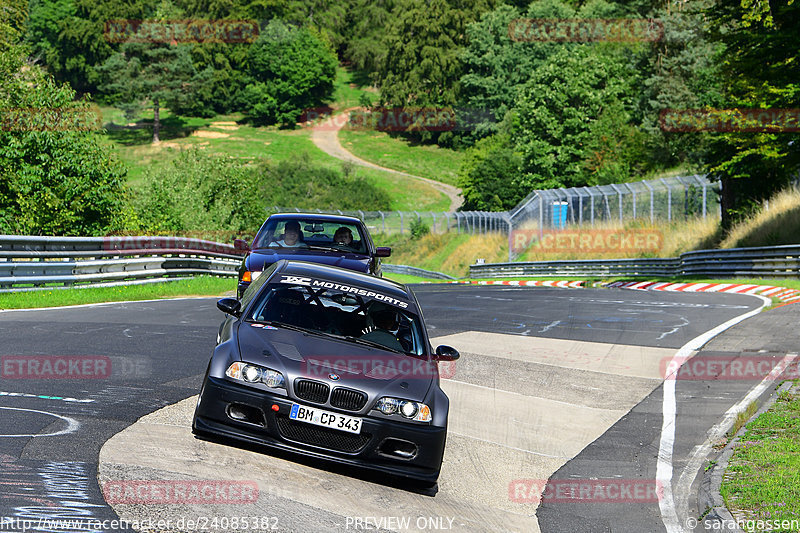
[375, 246, 392, 258]
[233, 239, 251, 252]
[435, 345, 460, 361]
[217, 298, 242, 317]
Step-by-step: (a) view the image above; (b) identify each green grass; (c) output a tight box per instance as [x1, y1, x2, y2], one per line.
[330, 66, 376, 110]
[338, 128, 464, 186]
[720, 384, 800, 532]
[381, 273, 431, 284]
[99, 104, 450, 211]
[0, 276, 234, 309]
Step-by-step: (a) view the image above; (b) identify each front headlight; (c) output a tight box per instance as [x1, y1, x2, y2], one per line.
[226, 362, 285, 389]
[375, 397, 431, 422]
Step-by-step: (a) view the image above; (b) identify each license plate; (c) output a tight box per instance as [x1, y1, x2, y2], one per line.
[289, 404, 362, 434]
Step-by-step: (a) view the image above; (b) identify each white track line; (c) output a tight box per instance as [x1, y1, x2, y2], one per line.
[658, 294, 770, 533]
[0, 296, 215, 313]
[0, 406, 80, 437]
[674, 352, 798, 525]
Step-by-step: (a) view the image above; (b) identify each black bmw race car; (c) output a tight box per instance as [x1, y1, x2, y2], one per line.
[192, 260, 459, 485]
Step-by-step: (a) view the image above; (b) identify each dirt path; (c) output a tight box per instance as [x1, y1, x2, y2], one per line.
[310, 109, 463, 211]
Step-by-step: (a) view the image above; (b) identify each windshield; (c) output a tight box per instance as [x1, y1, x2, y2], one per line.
[246, 281, 425, 356]
[252, 218, 368, 254]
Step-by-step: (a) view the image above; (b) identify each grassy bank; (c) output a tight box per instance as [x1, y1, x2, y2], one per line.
[720, 384, 800, 532]
[0, 276, 235, 310]
[379, 232, 508, 278]
[99, 66, 450, 212]
[338, 128, 464, 186]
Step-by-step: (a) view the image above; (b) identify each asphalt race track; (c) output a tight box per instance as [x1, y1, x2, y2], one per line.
[0, 285, 788, 533]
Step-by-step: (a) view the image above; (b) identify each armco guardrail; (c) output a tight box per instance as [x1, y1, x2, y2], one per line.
[470, 244, 800, 279]
[382, 264, 455, 280]
[0, 235, 244, 292]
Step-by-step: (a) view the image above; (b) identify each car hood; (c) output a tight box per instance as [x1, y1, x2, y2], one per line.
[236, 323, 434, 406]
[246, 249, 370, 273]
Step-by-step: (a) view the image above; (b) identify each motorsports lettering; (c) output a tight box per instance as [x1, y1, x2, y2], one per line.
[278, 276, 409, 309]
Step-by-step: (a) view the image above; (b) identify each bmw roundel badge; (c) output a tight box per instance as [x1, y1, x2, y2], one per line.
[328, 373, 340, 381]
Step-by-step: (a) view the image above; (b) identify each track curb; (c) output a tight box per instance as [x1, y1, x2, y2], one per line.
[604, 280, 800, 303]
[443, 278, 800, 304]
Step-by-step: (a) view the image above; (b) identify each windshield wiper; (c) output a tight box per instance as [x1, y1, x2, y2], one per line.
[251, 320, 406, 354]
[305, 244, 364, 254]
[252, 320, 319, 336]
[341, 335, 405, 354]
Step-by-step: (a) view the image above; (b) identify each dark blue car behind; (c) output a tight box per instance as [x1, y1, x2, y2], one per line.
[235, 213, 391, 298]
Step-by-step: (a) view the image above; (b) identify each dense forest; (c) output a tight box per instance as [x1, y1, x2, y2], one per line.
[1, 0, 798, 235]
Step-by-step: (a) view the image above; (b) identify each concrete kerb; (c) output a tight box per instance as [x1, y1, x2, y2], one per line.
[697, 380, 796, 532]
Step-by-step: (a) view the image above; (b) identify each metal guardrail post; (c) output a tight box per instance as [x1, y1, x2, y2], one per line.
[625, 183, 636, 220]
[610, 184, 624, 223]
[642, 180, 654, 223]
[539, 194, 544, 238]
[692, 174, 709, 219]
[660, 178, 672, 222]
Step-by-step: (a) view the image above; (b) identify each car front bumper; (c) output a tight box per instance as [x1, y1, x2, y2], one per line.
[193, 376, 447, 483]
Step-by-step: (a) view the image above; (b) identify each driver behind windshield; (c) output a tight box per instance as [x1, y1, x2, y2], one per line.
[333, 227, 354, 246]
[361, 308, 404, 352]
[269, 220, 308, 248]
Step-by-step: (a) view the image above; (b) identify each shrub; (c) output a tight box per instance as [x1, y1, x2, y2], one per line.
[0, 45, 128, 236]
[132, 151, 392, 235]
[409, 217, 430, 240]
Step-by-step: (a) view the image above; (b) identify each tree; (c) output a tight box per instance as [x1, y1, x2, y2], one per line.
[26, 0, 159, 95]
[343, 0, 396, 76]
[98, 32, 212, 143]
[511, 46, 631, 190]
[377, 0, 496, 143]
[459, 1, 577, 140]
[0, 46, 128, 235]
[283, 0, 349, 56]
[702, 0, 800, 230]
[1, 0, 27, 47]
[242, 19, 337, 126]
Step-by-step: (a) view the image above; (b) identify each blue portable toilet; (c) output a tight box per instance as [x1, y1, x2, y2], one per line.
[552, 201, 568, 229]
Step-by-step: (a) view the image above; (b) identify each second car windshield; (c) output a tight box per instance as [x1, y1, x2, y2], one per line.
[246, 283, 424, 356]
[253, 219, 367, 254]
